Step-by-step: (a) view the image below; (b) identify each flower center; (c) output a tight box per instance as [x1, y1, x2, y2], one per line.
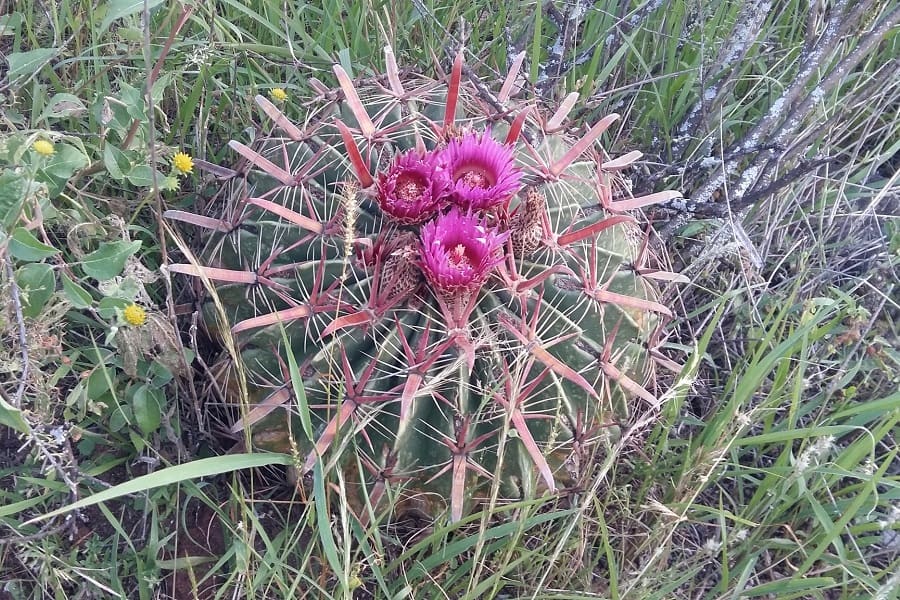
[395, 172, 428, 204]
[447, 243, 473, 270]
[455, 165, 494, 189]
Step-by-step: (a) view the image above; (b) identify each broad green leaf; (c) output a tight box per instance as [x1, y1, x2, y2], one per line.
[1, 136, 27, 164]
[0, 171, 26, 231]
[149, 360, 174, 386]
[116, 26, 144, 43]
[36, 144, 89, 196]
[77, 437, 97, 456]
[109, 404, 132, 432]
[98, 296, 131, 318]
[132, 384, 163, 435]
[39, 143, 89, 182]
[9, 227, 58, 261]
[0, 12, 23, 36]
[99, 275, 141, 300]
[151, 73, 173, 104]
[5, 47, 58, 82]
[129, 430, 146, 453]
[100, 0, 165, 33]
[125, 164, 164, 187]
[117, 81, 146, 121]
[24, 453, 295, 522]
[95, 95, 134, 136]
[103, 143, 131, 181]
[37, 93, 88, 120]
[61, 273, 93, 309]
[85, 369, 112, 401]
[80, 240, 141, 280]
[16, 262, 55, 318]
[0, 395, 30, 434]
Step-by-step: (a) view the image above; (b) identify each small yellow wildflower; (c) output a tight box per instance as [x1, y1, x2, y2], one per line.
[33, 140, 56, 157]
[269, 87, 288, 102]
[123, 304, 147, 327]
[172, 151, 194, 175]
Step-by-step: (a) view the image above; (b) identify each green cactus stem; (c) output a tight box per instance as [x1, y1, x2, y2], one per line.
[168, 47, 683, 523]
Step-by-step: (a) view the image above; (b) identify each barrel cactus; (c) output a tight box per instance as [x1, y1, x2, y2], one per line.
[168, 48, 681, 523]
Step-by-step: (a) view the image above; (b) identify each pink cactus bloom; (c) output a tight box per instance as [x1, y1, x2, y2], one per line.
[446, 131, 521, 211]
[420, 206, 510, 295]
[376, 149, 451, 224]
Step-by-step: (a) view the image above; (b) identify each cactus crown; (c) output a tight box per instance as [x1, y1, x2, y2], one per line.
[169, 48, 681, 523]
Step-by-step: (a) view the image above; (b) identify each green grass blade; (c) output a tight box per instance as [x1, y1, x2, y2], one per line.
[23, 453, 294, 523]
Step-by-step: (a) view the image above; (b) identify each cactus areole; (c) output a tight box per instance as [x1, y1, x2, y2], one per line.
[168, 49, 682, 524]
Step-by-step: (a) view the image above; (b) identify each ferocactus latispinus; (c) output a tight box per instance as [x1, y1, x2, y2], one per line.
[168, 48, 683, 523]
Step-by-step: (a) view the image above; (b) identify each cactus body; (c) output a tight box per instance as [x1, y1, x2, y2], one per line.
[170, 50, 679, 522]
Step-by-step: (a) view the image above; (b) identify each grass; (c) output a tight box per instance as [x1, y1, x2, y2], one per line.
[1, 0, 898, 598]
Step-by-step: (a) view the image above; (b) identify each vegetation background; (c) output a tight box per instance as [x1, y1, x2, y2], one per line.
[0, 0, 897, 598]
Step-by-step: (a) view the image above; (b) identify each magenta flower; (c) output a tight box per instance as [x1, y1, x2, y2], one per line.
[377, 149, 451, 224]
[420, 206, 509, 295]
[446, 131, 521, 211]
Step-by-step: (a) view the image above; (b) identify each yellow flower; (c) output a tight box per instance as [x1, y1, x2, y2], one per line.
[172, 151, 194, 175]
[123, 304, 147, 327]
[33, 140, 56, 156]
[269, 87, 288, 102]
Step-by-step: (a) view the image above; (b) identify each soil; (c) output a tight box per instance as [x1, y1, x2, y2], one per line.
[164, 502, 225, 600]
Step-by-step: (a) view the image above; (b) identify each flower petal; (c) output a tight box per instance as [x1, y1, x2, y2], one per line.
[419, 206, 509, 294]
[377, 149, 451, 224]
[446, 132, 521, 211]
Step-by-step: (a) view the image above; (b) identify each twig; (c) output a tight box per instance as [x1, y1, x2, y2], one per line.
[143, 2, 201, 407]
[188, 309, 217, 433]
[774, 3, 899, 152]
[652, 155, 840, 231]
[688, 0, 852, 207]
[802, 0, 825, 56]
[639, 143, 786, 192]
[0, 520, 69, 546]
[775, 59, 897, 169]
[671, 0, 771, 160]
[536, 0, 590, 100]
[750, 2, 899, 200]
[149, 4, 195, 89]
[4, 235, 82, 535]
[602, 0, 664, 71]
[737, 156, 840, 208]
[4, 255, 29, 407]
